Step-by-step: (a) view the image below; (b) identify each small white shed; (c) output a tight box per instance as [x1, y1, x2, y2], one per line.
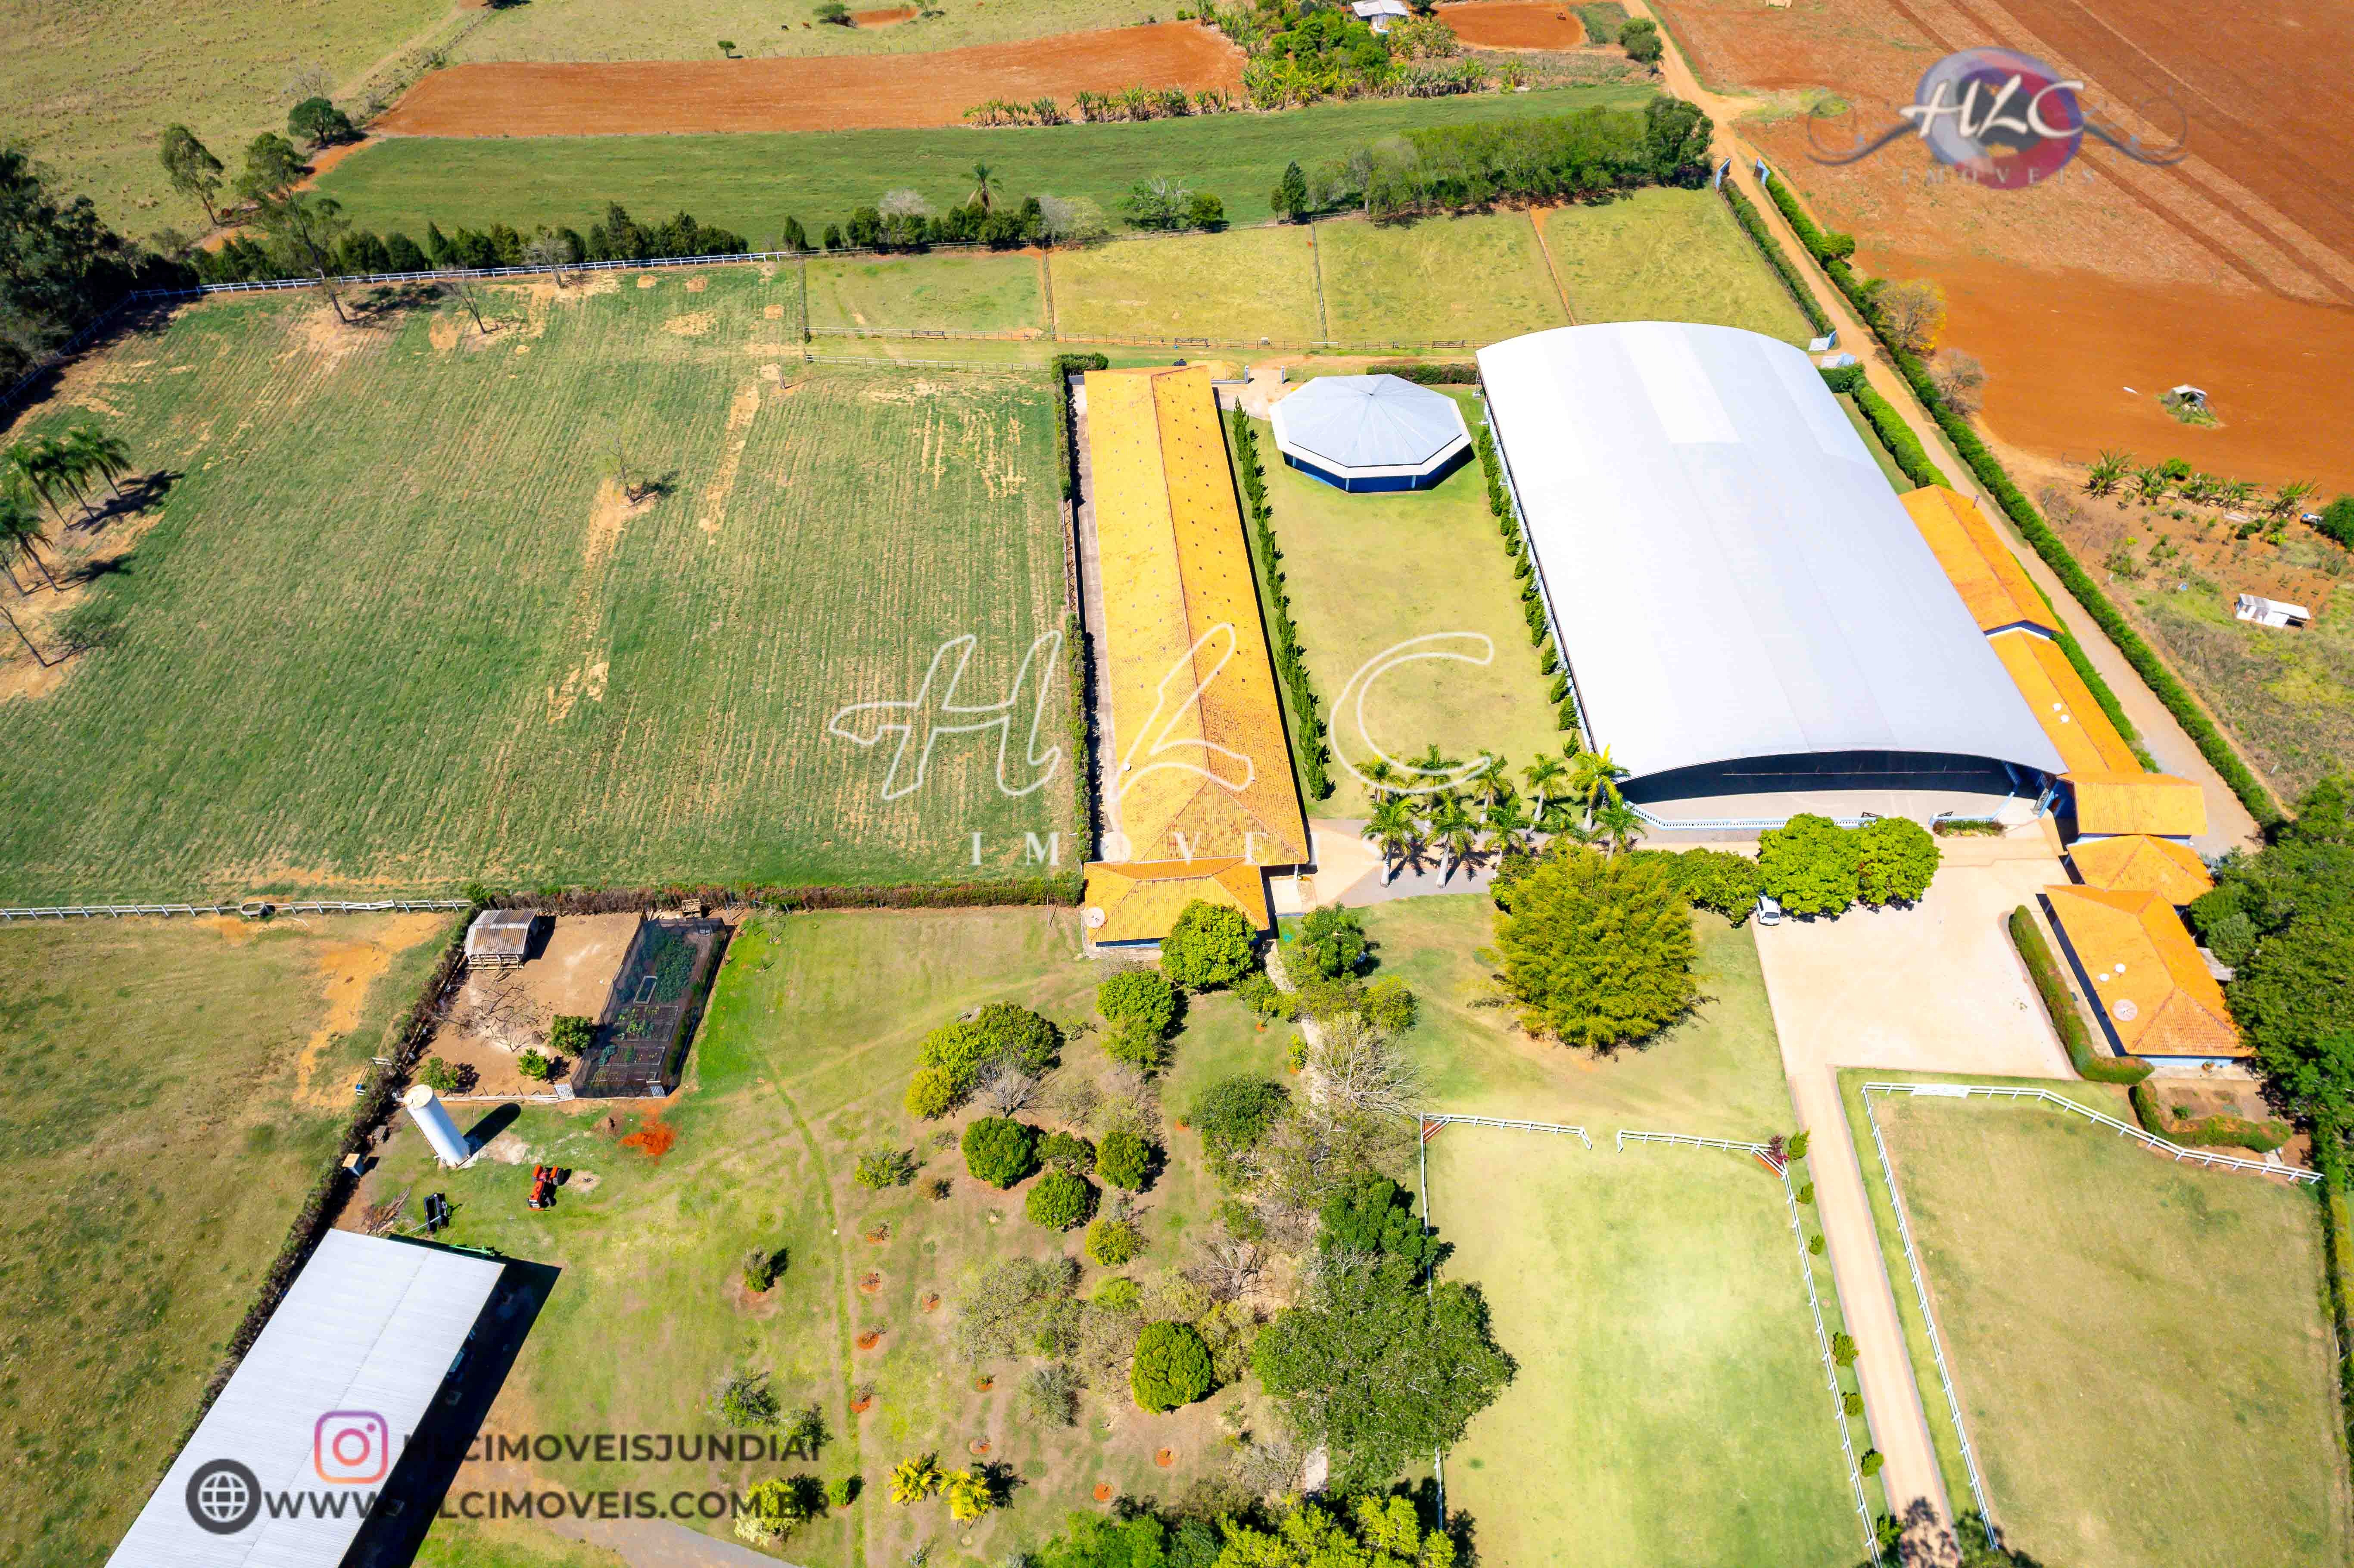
[2234, 593, 2311, 629]
[1351, 0, 1411, 27]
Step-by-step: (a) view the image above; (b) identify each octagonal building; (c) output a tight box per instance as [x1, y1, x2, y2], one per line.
[1268, 373, 1473, 493]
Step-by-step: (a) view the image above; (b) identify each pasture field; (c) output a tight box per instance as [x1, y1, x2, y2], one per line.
[0, 272, 1074, 901]
[1380, 896, 1862, 1566]
[1314, 211, 1569, 347]
[452, 0, 1158, 65]
[414, 1518, 627, 1568]
[382, 906, 1287, 1568]
[311, 84, 1656, 240]
[0, 912, 453, 1568]
[0, 0, 452, 229]
[1540, 187, 1813, 343]
[1868, 1086, 2351, 1568]
[1051, 227, 1323, 344]
[1242, 405, 1563, 818]
[805, 250, 1047, 336]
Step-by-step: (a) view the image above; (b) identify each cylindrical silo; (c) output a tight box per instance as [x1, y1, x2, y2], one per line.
[402, 1084, 471, 1166]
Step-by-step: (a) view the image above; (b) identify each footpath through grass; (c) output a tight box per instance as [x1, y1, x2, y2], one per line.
[1870, 1085, 2352, 1568]
[0, 913, 451, 1568]
[314, 85, 1655, 241]
[0, 272, 1073, 899]
[1362, 897, 1862, 1565]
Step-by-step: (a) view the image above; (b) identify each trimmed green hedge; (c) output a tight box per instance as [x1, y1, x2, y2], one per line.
[2129, 1083, 2291, 1152]
[1851, 382, 1946, 488]
[2008, 905, 2152, 1084]
[1717, 179, 1831, 336]
[1476, 421, 1580, 741]
[1758, 171, 2282, 826]
[1228, 406, 1333, 799]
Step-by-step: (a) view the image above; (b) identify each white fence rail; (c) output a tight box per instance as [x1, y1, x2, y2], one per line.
[1863, 1080, 2317, 1185]
[1420, 1112, 1592, 1149]
[2, 897, 470, 922]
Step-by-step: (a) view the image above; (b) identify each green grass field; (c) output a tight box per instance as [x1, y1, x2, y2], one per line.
[311, 85, 1657, 243]
[1244, 403, 1564, 817]
[1314, 212, 1569, 348]
[451, 0, 1150, 63]
[806, 250, 1046, 335]
[1376, 897, 1861, 1566]
[0, 272, 1076, 900]
[1871, 1088, 2352, 1568]
[0, 912, 452, 1568]
[1541, 187, 1813, 344]
[388, 906, 1287, 1567]
[1052, 227, 1323, 344]
[414, 1518, 628, 1568]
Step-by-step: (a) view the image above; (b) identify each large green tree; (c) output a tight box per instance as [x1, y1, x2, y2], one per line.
[158, 124, 225, 226]
[0, 149, 151, 382]
[1757, 812, 1861, 915]
[1493, 845, 1696, 1048]
[1855, 816, 1940, 906]
[1162, 900, 1257, 989]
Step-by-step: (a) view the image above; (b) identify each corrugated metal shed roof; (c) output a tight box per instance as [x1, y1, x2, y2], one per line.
[1477, 324, 2064, 783]
[1270, 375, 1470, 476]
[106, 1232, 504, 1568]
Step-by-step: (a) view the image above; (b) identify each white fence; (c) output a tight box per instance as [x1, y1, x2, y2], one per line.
[1, 897, 470, 922]
[1420, 1112, 1592, 1149]
[1862, 1080, 2317, 1185]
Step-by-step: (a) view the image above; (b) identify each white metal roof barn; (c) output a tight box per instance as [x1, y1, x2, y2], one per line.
[1269, 373, 1473, 492]
[106, 1231, 504, 1568]
[1476, 322, 2064, 826]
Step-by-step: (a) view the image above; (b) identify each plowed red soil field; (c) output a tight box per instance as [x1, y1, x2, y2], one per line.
[374, 22, 1244, 137]
[1441, 2, 1591, 50]
[1650, 0, 2354, 490]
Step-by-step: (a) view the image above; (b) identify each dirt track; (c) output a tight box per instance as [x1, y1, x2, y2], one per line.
[1441, 1, 1592, 50]
[373, 23, 1245, 137]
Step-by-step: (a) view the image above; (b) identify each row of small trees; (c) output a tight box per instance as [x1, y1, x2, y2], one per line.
[2082, 448, 2345, 545]
[1309, 97, 1714, 219]
[964, 85, 1237, 126]
[0, 422, 136, 666]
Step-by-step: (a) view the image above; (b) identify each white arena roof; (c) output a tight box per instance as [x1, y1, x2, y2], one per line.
[107, 1231, 504, 1568]
[1477, 323, 2064, 786]
[1270, 373, 1470, 484]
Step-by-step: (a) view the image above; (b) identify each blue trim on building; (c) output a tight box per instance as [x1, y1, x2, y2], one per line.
[1281, 442, 1470, 494]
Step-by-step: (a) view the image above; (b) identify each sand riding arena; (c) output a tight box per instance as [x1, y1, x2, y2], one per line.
[374, 22, 1245, 137]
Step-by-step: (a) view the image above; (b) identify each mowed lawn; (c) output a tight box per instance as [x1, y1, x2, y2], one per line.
[1316, 211, 1569, 347]
[0, 913, 452, 1568]
[0, 271, 1074, 900]
[390, 907, 1280, 1567]
[1050, 226, 1323, 343]
[1390, 897, 1859, 1566]
[313, 85, 1656, 240]
[1246, 403, 1563, 817]
[1541, 187, 1813, 344]
[1877, 1093, 2352, 1568]
[805, 250, 1047, 336]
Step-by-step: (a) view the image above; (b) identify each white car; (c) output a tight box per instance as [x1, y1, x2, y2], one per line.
[1755, 895, 1783, 927]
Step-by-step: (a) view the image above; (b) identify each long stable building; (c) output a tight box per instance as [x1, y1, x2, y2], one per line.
[1079, 366, 1306, 948]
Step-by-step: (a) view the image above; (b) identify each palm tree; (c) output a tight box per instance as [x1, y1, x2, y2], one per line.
[1522, 753, 1566, 820]
[63, 422, 132, 501]
[2268, 479, 2317, 520]
[1468, 753, 1510, 811]
[2131, 464, 2170, 503]
[1428, 797, 1479, 882]
[1484, 797, 1531, 860]
[968, 162, 1001, 213]
[2083, 448, 2132, 497]
[1593, 796, 1645, 856]
[3, 440, 69, 526]
[1362, 756, 1399, 803]
[1566, 746, 1624, 822]
[1366, 796, 1418, 885]
[0, 485, 59, 590]
[0, 597, 50, 667]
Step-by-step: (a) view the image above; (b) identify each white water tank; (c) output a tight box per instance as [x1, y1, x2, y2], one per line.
[402, 1084, 472, 1166]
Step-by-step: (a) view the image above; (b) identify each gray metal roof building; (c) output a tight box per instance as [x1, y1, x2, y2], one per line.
[106, 1232, 504, 1568]
[1269, 374, 1473, 492]
[1476, 322, 2064, 825]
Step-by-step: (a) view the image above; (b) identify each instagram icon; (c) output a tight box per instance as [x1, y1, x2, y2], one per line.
[314, 1411, 390, 1484]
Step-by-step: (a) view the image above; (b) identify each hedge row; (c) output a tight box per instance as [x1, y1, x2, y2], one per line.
[2128, 1083, 2291, 1152]
[2008, 905, 2152, 1084]
[1227, 407, 1334, 799]
[1365, 360, 1481, 385]
[1718, 180, 1832, 336]
[1759, 171, 2283, 826]
[486, 877, 1083, 912]
[1852, 383, 1948, 488]
[2315, 1142, 2354, 1472]
[1051, 355, 1108, 853]
[1049, 352, 1108, 503]
[1476, 421, 1580, 741]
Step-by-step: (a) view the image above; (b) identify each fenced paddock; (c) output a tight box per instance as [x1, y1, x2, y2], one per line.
[570, 918, 728, 1098]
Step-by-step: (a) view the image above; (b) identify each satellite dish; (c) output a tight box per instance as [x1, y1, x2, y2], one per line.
[2111, 998, 2139, 1021]
[1082, 906, 1107, 929]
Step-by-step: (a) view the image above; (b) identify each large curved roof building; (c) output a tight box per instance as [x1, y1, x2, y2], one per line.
[1477, 322, 2064, 827]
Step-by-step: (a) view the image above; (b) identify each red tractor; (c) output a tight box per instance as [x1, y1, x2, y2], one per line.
[527, 1164, 559, 1211]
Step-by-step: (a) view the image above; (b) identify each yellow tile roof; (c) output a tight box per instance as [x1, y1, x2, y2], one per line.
[2069, 834, 2213, 904]
[1903, 485, 2055, 636]
[2043, 884, 2244, 1058]
[1087, 366, 1308, 867]
[1082, 858, 1270, 946]
[2067, 770, 2208, 839]
[1992, 631, 2142, 775]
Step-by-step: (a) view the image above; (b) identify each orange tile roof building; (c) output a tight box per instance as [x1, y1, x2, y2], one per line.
[2067, 834, 2214, 905]
[1903, 486, 2055, 638]
[2040, 884, 2245, 1061]
[1079, 366, 1305, 948]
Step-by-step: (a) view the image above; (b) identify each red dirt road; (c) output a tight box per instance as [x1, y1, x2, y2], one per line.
[1441, 1, 1592, 50]
[374, 23, 1245, 137]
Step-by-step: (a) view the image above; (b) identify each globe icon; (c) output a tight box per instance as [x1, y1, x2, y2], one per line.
[186, 1459, 261, 1534]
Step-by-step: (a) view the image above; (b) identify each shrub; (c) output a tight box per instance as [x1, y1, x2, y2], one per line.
[743, 1247, 782, 1292]
[904, 1065, 959, 1120]
[417, 1056, 475, 1094]
[517, 1048, 554, 1081]
[943, 1467, 994, 1521]
[1495, 847, 1697, 1048]
[1293, 974, 1364, 1024]
[1028, 1170, 1098, 1229]
[1131, 1320, 1216, 1411]
[1855, 817, 1940, 906]
[1085, 1215, 1144, 1266]
[855, 1147, 919, 1188]
[1859, 1449, 1884, 1478]
[718, 1371, 781, 1428]
[549, 1014, 594, 1056]
[1362, 977, 1418, 1034]
[1021, 1361, 1083, 1427]
[1843, 1391, 1864, 1418]
[2008, 906, 2151, 1083]
[1831, 1332, 1857, 1367]
[1235, 971, 1289, 1022]
[1192, 1077, 1289, 1186]
[1161, 900, 1257, 989]
[1039, 1130, 1097, 1173]
[1186, 192, 1226, 231]
[1617, 15, 1662, 62]
[1094, 1274, 1143, 1310]
[735, 1477, 816, 1546]
[1655, 846, 1762, 924]
[1758, 814, 1861, 916]
[888, 1453, 941, 1503]
[1096, 1127, 1151, 1190]
[962, 1117, 1039, 1188]
[1098, 968, 1177, 1037]
[825, 1475, 858, 1508]
[1796, 1182, 1815, 1204]
[1808, 1233, 1825, 1255]
[1104, 1016, 1168, 1071]
[1295, 905, 1368, 979]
